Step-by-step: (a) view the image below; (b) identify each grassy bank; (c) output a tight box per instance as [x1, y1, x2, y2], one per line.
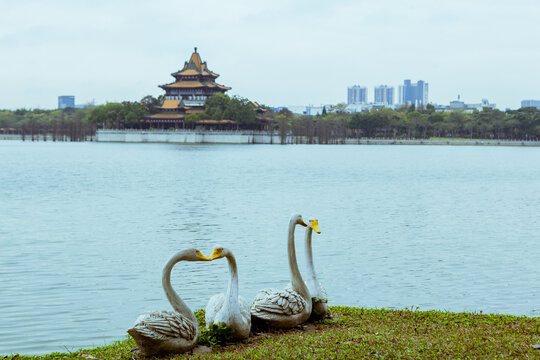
[9, 306, 540, 359]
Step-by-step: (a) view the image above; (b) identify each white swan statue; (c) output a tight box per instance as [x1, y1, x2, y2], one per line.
[128, 248, 212, 357]
[304, 218, 328, 319]
[205, 247, 251, 339]
[251, 213, 311, 328]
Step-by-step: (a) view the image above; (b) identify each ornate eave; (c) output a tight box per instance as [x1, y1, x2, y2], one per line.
[160, 81, 231, 90]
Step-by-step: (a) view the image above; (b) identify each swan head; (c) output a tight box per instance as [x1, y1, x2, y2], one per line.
[308, 218, 321, 234]
[185, 248, 213, 261]
[208, 246, 228, 260]
[291, 213, 308, 227]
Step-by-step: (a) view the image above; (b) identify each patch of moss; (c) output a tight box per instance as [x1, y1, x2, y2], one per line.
[194, 309, 233, 348]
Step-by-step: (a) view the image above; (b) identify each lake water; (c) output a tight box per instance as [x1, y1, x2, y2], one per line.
[0, 141, 538, 355]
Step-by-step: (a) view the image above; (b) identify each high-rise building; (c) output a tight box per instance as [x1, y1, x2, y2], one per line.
[58, 95, 75, 109]
[521, 99, 540, 109]
[374, 85, 394, 105]
[398, 80, 428, 106]
[347, 85, 367, 105]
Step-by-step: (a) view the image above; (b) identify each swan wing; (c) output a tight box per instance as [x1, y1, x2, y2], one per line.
[238, 295, 251, 322]
[320, 284, 327, 300]
[251, 288, 306, 318]
[205, 293, 225, 326]
[131, 310, 197, 341]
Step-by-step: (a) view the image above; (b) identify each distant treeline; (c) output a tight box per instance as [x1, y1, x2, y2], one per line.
[0, 107, 95, 141]
[278, 104, 540, 143]
[0, 96, 159, 141]
[2, 95, 540, 142]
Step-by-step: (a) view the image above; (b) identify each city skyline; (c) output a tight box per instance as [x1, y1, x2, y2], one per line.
[1, 0, 540, 110]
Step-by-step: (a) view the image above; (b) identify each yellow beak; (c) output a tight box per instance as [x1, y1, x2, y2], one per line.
[310, 219, 321, 234]
[196, 251, 213, 261]
[209, 248, 224, 260]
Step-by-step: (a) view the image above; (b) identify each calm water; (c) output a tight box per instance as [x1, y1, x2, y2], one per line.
[0, 141, 538, 355]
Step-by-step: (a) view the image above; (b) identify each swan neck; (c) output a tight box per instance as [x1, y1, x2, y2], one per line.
[162, 251, 196, 324]
[288, 220, 309, 298]
[224, 253, 239, 312]
[305, 227, 317, 281]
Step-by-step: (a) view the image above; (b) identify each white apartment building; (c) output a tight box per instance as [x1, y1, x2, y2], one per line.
[347, 85, 367, 104]
[374, 85, 394, 105]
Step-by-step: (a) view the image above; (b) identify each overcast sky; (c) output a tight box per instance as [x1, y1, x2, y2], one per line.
[1, 0, 539, 110]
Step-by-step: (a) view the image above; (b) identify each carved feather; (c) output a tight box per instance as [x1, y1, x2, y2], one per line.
[130, 311, 196, 341]
[251, 287, 307, 318]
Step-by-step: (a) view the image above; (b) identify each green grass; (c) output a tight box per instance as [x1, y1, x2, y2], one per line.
[7, 306, 540, 359]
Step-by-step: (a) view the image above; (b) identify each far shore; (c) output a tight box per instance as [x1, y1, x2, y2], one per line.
[2, 131, 540, 147]
[345, 138, 540, 146]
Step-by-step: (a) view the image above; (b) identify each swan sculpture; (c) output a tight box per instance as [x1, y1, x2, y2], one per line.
[304, 218, 328, 319]
[205, 247, 251, 339]
[128, 248, 212, 357]
[251, 213, 311, 328]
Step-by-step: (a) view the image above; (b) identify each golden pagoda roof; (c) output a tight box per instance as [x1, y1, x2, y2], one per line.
[178, 69, 200, 76]
[190, 49, 202, 68]
[148, 113, 185, 119]
[250, 101, 268, 112]
[172, 47, 219, 77]
[197, 119, 235, 124]
[160, 99, 181, 109]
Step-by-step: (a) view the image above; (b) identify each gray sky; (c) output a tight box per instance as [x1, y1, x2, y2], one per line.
[1, 0, 539, 110]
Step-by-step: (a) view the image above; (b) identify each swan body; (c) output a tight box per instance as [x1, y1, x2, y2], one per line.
[128, 311, 196, 355]
[251, 214, 311, 328]
[128, 248, 212, 357]
[205, 247, 251, 339]
[304, 219, 328, 319]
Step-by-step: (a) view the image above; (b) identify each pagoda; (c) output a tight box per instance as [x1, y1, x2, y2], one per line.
[148, 47, 231, 128]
